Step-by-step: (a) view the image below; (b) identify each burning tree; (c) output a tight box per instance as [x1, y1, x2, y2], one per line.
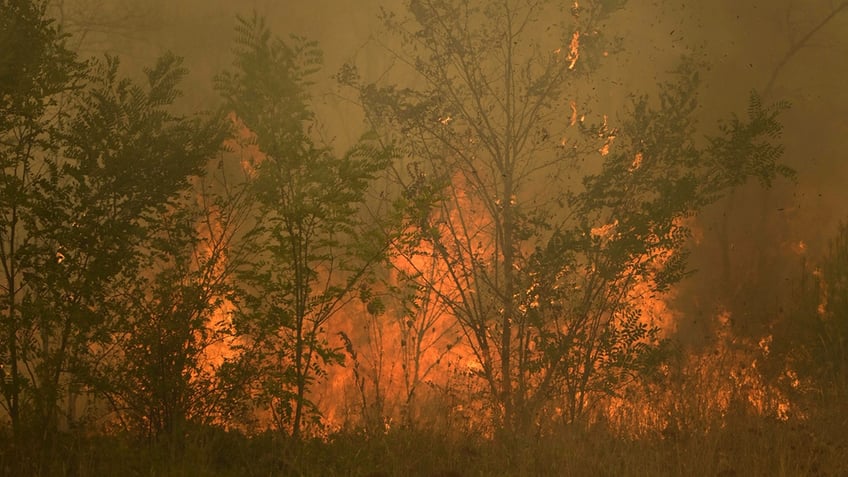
[217, 15, 391, 438]
[48, 53, 229, 442]
[84, 167, 255, 440]
[347, 0, 792, 433]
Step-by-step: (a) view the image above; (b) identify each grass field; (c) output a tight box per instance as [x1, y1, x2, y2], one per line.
[4, 404, 845, 477]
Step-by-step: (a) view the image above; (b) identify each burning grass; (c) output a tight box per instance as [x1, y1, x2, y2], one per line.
[6, 407, 846, 477]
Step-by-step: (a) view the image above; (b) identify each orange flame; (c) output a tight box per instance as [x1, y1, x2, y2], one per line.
[567, 31, 580, 70]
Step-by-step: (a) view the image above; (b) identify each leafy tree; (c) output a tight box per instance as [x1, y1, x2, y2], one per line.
[689, 0, 838, 348]
[0, 0, 86, 449]
[528, 65, 789, 424]
[217, 15, 390, 437]
[349, 0, 792, 432]
[33, 51, 224, 443]
[84, 170, 255, 441]
[1, 1, 227, 467]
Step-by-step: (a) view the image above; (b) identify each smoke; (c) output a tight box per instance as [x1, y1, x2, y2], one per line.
[51, 0, 848, 427]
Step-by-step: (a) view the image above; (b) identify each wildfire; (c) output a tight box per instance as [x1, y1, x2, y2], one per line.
[216, 115, 808, 438]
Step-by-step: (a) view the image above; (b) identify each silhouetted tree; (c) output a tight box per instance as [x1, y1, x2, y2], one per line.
[349, 0, 793, 433]
[1, 2, 226, 467]
[1, 1, 85, 448]
[84, 168, 254, 441]
[217, 15, 390, 438]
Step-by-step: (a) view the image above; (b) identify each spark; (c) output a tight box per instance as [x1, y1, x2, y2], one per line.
[630, 152, 643, 171]
[567, 31, 580, 70]
[591, 219, 618, 239]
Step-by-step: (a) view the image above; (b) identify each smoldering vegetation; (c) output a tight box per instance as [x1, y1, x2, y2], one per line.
[1, 0, 847, 475]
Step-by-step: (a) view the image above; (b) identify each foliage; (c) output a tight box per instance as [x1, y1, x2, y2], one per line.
[0, 2, 822, 471]
[0, 0, 86, 443]
[349, 0, 793, 432]
[43, 51, 226, 438]
[0, 5, 91, 469]
[217, 14, 391, 437]
[83, 175, 255, 439]
[3, 418, 847, 477]
[0, 1, 232, 467]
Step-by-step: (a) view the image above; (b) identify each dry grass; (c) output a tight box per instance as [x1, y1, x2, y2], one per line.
[4, 407, 846, 477]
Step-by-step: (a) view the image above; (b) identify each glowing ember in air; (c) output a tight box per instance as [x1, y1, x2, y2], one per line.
[758, 335, 772, 357]
[630, 152, 643, 171]
[224, 112, 265, 177]
[597, 115, 616, 155]
[591, 219, 618, 239]
[569, 101, 578, 126]
[567, 31, 580, 69]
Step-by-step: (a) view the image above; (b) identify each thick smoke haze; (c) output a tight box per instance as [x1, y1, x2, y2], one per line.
[5, 1, 848, 474]
[56, 0, 848, 346]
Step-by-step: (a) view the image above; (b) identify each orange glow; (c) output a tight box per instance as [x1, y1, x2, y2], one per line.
[591, 219, 618, 239]
[224, 111, 266, 177]
[218, 114, 806, 436]
[196, 215, 238, 374]
[322, 170, 503, 431]
[569, 100, 578, 126]
[630, 152, 643, 172]
[567, 31, 580, 70]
